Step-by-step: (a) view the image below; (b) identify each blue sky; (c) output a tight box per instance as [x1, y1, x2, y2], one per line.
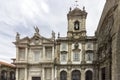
[0, 0, 105, 63]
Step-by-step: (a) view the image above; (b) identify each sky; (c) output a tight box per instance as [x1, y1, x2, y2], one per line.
[0, 0, 106, 63]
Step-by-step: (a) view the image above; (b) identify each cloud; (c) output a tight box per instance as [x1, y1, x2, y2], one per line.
[0, 0, 105, 62]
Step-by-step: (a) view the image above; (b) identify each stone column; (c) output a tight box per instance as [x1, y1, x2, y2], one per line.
[25, 68, 28, 80]
[16, 68, 18, 80]
[81, 42, 86, 64]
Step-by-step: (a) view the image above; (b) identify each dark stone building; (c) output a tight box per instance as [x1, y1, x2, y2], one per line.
[96, 0, 120, 80]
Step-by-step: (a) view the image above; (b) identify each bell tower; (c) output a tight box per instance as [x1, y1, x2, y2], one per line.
[67, 6, 87, 39]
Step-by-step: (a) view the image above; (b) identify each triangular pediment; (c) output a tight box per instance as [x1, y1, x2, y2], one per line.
[29, 35, 54, 45]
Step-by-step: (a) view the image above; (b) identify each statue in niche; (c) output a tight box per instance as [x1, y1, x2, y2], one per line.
[74, 42, 79, 49]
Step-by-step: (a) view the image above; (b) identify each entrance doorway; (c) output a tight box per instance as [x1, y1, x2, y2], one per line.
[101, 67, 105, 80]
[85, 70, 93, 80]
[72, 70, 81, 80]
[60, 71, 67, 80]
[32, 77, 41, 80]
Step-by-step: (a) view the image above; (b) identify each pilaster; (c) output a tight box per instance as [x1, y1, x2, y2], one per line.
[25, 47, 28, 61]
[81, 42, 86, 64]
[25, 67, 27, 80]
[16, 68, 18, 80]
[81, 69, 85, 80]
[16, 47, 19, 61]
[67, 69, 71, 80]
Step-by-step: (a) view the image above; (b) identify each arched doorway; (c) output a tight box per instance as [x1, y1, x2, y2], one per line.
[10, 71, 15, 80]
[60, 71, 67, 80]
[1, 70, 7, 80]
[85, 70, 93, 80]
[72, 70, 81, 80]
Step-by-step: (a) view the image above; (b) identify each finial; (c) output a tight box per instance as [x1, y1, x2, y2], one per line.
[16, 32, 20, 41]
[69, 7, 72, 11]
[83, 6, 85, 11]
[75, 0, 79, 7]
[58, 32, 60, 38]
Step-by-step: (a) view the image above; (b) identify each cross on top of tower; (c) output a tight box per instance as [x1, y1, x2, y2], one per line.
[75, 0, 79, 7]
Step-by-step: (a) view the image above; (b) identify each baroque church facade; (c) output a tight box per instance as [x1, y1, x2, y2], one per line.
[13, 0, 120, 80]
[13, 7, 96, 80]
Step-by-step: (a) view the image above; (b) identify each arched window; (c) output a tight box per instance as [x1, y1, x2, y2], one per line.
[85, 70, 93, 80]
[1, 70, 7, 80]
[72, 70, 81, 80]
[10, 71, 15, 80]
[74, 21, 80, 30]
[60, 71, 67, 80]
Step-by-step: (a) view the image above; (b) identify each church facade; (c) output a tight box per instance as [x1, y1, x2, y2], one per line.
[13, 7, 96, 80]
[13, 0, 120, 80]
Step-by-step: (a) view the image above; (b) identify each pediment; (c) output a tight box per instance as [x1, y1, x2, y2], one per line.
[29, 35, 54, 45]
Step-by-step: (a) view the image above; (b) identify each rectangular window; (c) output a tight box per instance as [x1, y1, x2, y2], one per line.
[19, 48, 25, 60]
[45, 47, 52, 59]
[61, 43, 67, 51]
[73, 52, 79, 61]
[33, 50, 40, 62]
[61, 53, 67, 62]
[45, 68, 51, 80]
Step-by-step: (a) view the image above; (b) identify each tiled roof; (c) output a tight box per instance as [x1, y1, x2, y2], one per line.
[0, 61, 15, 68]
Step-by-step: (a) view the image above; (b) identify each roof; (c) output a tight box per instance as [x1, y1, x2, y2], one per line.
[68, 7, 87, 17]
[0, 61, 15, 68]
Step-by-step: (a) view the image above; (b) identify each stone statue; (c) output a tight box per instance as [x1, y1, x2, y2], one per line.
[16, 32, 20, 41]
[34, 26, 39, 34]
[52, 30, 55, 39]
[58, 32, 60, 38]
